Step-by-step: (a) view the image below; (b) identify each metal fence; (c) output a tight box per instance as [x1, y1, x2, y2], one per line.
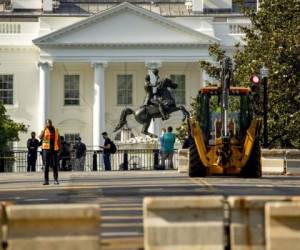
[0, 149, 178, 173]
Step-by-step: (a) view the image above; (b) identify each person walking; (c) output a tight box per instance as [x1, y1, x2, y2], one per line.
[39, 119, 60, 185]
[73, 137, 86, 171]
[161, 126, 176, 169]
[100, 132, 112, 171]
[27, 131, 39, 172]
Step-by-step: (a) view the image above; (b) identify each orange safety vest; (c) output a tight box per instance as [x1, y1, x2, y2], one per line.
[42, 127, 60, 151]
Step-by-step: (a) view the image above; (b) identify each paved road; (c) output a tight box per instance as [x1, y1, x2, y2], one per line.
[0, 171, 299, 249]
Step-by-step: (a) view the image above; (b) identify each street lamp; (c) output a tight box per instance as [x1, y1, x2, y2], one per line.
[260, 66, 269, 148]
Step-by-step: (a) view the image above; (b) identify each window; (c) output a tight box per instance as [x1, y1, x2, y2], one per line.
[117, 74, 133, 105]
[64, 75, 80, 105]
[64, 133, 80, 145]
[0, 75, 13, 105]
[170, 74, 186, 105]
[232, 0, 257, 12]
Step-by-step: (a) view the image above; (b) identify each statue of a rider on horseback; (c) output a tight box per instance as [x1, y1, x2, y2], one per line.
[114, 69, 189, 137]
[143, 68, 170, 120]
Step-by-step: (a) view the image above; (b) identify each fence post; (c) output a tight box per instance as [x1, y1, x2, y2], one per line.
[153, 149, 162, 170]
[92, 151, 97, 171]
[0, 152, 4, 172]
[123, 151, 129, 170]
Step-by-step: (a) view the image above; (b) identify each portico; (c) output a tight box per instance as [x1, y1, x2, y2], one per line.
[34, 2, 218, 147]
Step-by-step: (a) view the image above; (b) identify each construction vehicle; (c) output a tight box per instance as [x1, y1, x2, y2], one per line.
[188, 57, 262, 177]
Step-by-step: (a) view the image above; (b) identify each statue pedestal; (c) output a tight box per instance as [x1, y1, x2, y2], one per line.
[148, 118, 161, 137]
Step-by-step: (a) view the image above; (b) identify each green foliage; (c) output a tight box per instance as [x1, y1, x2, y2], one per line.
[175, 97, 199, 142]
[0, 103, 27, 150]
[177, 0, 300, 148]
[199, 43, 225, 81]
[233, 0, 300, 148]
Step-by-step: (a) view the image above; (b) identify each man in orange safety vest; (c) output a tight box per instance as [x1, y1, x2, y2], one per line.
[39, 119, 60, 185]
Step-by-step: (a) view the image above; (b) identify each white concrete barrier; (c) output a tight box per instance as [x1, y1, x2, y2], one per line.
[144, 196, 224, 250]
[261, 149, 285, 175]
[286, 150, 300, 175]
[0, 204, 3, 250]
[6, 204, 101, 250]
[261, 158, 284, 174]
[228, 196, 300, 250]
[261, 149, 300, 175]
[177, 149, 189, 173]
[265, 201, 300, 250]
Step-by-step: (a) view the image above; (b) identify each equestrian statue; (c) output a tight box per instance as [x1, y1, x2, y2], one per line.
[114, 69, 190, 137]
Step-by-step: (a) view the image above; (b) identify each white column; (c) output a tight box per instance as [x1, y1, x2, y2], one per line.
[38, 62, 51, 133]
[145, 61, 162, 137]
[92, 62, 107, 149]
[192, 0, 203, 12]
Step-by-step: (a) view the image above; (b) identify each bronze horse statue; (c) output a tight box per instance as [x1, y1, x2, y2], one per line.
[114, 78, 190, 137]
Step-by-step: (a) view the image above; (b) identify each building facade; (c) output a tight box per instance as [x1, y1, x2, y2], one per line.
[0, 0, 257, 148]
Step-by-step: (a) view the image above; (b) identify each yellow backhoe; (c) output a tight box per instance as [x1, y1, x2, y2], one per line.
[188, 57, 262, 177]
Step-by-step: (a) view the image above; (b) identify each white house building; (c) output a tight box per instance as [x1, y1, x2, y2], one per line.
[0, 0, 257, 148]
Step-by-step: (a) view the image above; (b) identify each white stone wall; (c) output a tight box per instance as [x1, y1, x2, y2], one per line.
[0, 48, 40, 147]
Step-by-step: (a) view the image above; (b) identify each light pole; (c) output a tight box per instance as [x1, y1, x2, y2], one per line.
[260, 66, 269, 148]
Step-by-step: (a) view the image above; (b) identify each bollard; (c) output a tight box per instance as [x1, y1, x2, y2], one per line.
[92, 152, 97, 171]
[123, 150, 128, 170]
[177, 149, 189, 173]
[153, 149, 163, 170]
[119, 151, 128, 171]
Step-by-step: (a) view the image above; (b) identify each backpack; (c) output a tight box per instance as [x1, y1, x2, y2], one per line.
[110, 141, 117, 154]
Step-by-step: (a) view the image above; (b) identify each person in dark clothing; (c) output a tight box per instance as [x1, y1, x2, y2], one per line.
[73, 137, 86, 171]
[39, 119, 60, 185]
[182, 135, 192, 149]
[59, 136, 71, 171]
[27, 131, 40, 172]
[100, 132, 112, 171]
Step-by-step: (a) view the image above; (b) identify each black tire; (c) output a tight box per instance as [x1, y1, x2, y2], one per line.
[189, 138, 207, 177]
[241, 138, 262, 178]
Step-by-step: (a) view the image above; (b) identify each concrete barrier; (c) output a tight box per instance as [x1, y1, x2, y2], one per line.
[177, 149, 189, 173]
[261, 149, 300, 175]
[144, 196, 224, 250]
[0, 204, 3, 250]
[261, 149, 286, 175]
[228, 196, 300, 250]
[265, 201, 300, 250]
[286, 150, 300, 175]
[261, 158, 284, 174]
[6, 204, 101, 250]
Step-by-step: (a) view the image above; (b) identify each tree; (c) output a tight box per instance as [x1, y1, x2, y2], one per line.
[177, 0, 300, 148]
[234, 0, 300, 148]
[0, 103, 27, 150]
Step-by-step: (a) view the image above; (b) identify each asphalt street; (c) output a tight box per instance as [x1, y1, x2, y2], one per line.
[0, 171, 299, 249]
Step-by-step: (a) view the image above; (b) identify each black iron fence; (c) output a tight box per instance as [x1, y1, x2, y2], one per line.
[0, 149, 178, 173]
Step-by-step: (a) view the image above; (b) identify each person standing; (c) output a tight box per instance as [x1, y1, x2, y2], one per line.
[73, 137, 86, 171]
[39, 119, 60, 185]
[27, 132, 39, 172]
[161, 126, 176, 169]
[59, 136, 71, 171]
[159, 128, 166, 166]
[100, 132, 112, 171]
